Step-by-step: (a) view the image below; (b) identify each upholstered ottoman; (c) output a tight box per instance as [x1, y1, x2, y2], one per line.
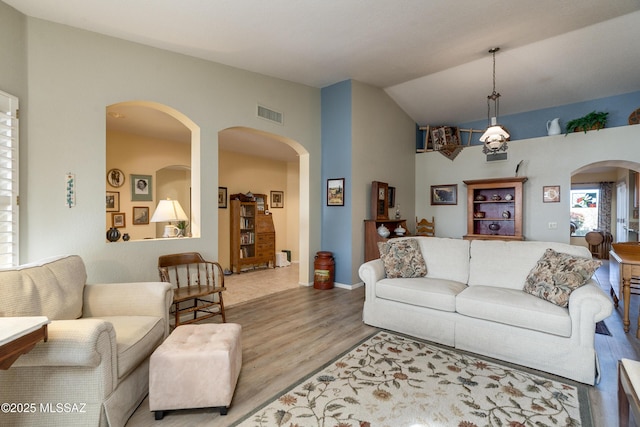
[149, 323, 242, 419]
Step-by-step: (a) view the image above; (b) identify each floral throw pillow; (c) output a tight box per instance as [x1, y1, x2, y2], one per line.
[378, 239, 427, 279]
[523, 248, 602, 307]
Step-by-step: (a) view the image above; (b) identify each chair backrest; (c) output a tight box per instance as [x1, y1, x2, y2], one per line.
[158, 252, 224, 290]
[416, 217, 435, 237]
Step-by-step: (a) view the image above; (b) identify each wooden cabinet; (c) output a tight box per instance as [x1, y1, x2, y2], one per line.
[230, 199, 275, 273]
[364, 219, 409, 262]
[463, 177, 527, 241]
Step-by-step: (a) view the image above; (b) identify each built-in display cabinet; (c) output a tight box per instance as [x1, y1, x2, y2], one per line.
[463, 177, 527, 241]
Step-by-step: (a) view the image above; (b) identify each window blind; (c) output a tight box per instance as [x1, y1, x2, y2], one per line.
[0, 90, 19, 267]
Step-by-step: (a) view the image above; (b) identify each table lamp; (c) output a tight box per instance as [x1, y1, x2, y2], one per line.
[150, 198, 188, 238]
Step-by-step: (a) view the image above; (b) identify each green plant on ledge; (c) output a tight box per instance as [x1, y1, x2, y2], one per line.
[565, 111, 609, 135]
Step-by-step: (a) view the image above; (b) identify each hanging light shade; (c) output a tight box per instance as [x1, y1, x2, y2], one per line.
[480, 47, 509, 154]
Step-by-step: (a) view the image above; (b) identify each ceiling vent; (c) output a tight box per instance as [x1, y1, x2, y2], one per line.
[257, 105, 283, 125]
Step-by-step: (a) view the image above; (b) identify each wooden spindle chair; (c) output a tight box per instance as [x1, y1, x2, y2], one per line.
[415, 216, 435, 237]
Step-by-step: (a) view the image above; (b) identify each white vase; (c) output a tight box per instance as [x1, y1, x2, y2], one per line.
[547, 118, 561, 136]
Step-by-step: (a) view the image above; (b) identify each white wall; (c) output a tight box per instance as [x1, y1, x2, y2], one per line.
[416, 125, 640, 242]
[22, 17, 320, 283]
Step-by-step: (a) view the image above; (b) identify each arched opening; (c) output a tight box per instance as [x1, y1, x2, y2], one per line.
[571, 160, 640, 249]
[106, 101, 200, 240]
[218, 126, 310, 286]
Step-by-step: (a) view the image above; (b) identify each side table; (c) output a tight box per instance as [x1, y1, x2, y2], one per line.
[0, 316, 50, 369]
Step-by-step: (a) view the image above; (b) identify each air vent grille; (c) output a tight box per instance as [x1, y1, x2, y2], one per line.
[257, 105, 283, 125]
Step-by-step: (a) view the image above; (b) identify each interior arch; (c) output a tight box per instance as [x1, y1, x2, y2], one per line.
[218, 126, 310, 286]
[106, 100, 201, 239]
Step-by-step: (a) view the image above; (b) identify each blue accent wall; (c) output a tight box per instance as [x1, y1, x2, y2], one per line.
[417, 90, 640, 147]
[321, 80, 353, 285]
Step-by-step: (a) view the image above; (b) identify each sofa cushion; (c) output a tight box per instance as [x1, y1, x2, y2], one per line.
[523, 248, 602, 307]
[456, 285, 571, 337]
[378, 239, 427, 278]
[468, 240, 593, 290]
[415, 237, 470, 284]
[376, 277, 467, 312]
[0, 255, 87, 320]
[92, 315, 165, 379]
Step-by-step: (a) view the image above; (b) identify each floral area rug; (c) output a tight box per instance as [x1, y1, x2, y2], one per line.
[234, 332, 592, 427]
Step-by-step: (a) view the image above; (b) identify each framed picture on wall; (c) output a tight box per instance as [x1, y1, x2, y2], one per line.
[327, 178, 345, 206]
[430, 184, 457, 205]
[106, 191, 119, 212]
[131, 174, 152, 201]
[271, 191, 284, 208]
[112, 212, 126, 228]
[218, 187, 228, 208]
[132, 206, 149, 225]
[543, 185, 560, 203]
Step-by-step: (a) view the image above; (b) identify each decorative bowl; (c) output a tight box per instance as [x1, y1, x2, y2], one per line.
[473, 211, 486, 218]
[475, 195, 486, 201]
[491, 194, 502, 201]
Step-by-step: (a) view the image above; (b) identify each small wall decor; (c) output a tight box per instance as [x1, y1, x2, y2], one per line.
[543, 185, 560, 203]
[132, 206, 149, 225]
[112, 212, 126, 228]
[107, 168, 125, 188]
[327, 178, 345, 206]
[431, 184, 458, 205]
[130, 174, 152, 201]
[218, 187, 228, 208]
[271, 190, 284, 208]
[106, 191, 119, 212]
[65, 173, 75, 208]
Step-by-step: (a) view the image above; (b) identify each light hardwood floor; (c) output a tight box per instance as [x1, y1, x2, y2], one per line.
[127, 262, 639, 426]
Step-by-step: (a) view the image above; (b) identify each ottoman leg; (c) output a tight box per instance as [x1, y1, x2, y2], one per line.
[219, 406, 228, 416]
[154, 410, 165, 420]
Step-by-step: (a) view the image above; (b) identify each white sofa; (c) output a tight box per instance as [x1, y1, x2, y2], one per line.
[0, 255, 173, 427]
[359, 237, 613, 385]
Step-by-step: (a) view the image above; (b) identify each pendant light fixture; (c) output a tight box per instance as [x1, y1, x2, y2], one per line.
[480, 47, 509, 154]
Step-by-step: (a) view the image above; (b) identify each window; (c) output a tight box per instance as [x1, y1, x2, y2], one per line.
[570, 188, 599, 236]
[0, 90, 19, 267]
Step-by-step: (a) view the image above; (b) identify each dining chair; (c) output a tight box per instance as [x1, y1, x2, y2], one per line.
[158, 252, 226, 328]
[415, 217, 435, 237]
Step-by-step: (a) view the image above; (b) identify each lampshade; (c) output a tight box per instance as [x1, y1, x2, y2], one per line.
[150, 199, 188, 223]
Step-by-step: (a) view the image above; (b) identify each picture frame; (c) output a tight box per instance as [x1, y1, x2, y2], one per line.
[388, 186, 396, 208]
[132, 206, 149, 225]
[543, 185, 561, 203]
[327, 178, 345, 206]
[430, 184, 458, 205]
[218, 187, 228, 208]
[107, 168, 125, 188]
[106, 191, 119, 212]
[271, 190, 284, 208]
[130, 174, 152, 201]
[112, 212, 126, 228]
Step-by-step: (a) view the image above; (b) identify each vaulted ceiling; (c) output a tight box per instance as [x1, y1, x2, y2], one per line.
[7, 0, 640, 159]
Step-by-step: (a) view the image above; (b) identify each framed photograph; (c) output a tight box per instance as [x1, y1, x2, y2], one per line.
[218, 187, 228, 208]
[543, 185, 561, 203]
[388, 186, 396, 208]
[106, 191, 119, 212]
[112, 212, 126, 228]
[132, 206, 149, 225]
[107, 168, 125, 188]
[271, 190, 284, 208]
[131, 175, 152, 201]
[327, 178, 345, 206]
[430, 184, 458, 205]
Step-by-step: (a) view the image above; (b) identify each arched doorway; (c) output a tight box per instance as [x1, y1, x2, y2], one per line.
[218, 126, 310, 286]
[571, 160, 640, 247]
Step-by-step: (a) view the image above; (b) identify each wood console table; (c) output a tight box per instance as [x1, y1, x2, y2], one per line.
[0, 316, 50, 369]
[610, 250, 640, 338]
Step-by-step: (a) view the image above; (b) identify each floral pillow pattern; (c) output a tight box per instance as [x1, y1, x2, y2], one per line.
[523, 248, 602, 307]
[378, 238, 427, 278]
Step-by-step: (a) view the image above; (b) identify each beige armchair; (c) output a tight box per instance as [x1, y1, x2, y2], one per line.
[0, 255, 173, 427]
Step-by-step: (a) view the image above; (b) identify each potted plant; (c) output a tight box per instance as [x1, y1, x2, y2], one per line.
[565, 111, 609, 135]
[176, 220, 188, 237]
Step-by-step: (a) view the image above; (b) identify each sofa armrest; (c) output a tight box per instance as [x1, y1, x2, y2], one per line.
[83, 281, 173, 336]
[358, 259, 385, 301]
[13, 319, 116, 371]
[568, 280, 614, 346]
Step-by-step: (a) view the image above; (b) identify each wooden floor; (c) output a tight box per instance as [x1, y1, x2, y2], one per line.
[126, 261, 640, 427]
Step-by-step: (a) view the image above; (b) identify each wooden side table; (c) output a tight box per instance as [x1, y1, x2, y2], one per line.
[0, 316, 50, 370]
[619, 359, 640, 427]
[610, 250, 640, 337]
